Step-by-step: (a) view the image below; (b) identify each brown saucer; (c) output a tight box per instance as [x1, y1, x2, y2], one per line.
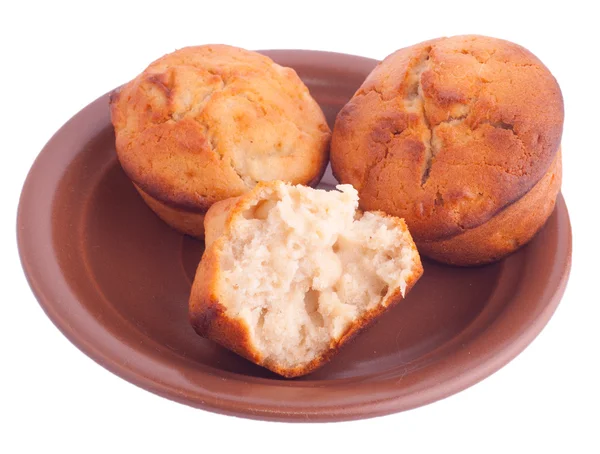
[17, 50, 571, 422]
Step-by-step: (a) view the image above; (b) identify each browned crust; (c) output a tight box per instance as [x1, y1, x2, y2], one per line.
[110, 45, 330, 217]
[331, 35, 563, 242]
[189, 241, 263, 366]
[189, 182, 423, 377]
[418, 149, 562, 266]
[134, 184, 205, 239]
[202, 196, 241, 248]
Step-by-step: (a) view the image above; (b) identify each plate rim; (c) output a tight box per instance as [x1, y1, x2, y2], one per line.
[17, 49, 572, 422]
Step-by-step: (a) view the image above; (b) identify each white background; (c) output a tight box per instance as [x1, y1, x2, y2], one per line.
[2, 1, 598, 452]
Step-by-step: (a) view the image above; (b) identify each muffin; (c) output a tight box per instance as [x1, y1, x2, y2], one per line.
[331, 35, 563, 265]
[189, 181, 423, 377]
[110, 45, 330, 238]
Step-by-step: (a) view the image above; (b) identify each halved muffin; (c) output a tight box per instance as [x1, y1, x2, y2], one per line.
[189, 181, 423, 377]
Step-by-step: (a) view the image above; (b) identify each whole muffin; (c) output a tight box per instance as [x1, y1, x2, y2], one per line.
[110, 45, 330, 238]
[331, 35, 563, 265]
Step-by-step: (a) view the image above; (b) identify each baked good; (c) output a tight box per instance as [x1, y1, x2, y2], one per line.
[110, 45, 330, 238]
[189, 181, 423, 377]
[331, 35, 563, 265]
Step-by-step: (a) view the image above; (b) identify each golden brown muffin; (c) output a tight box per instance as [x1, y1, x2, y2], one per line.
[189, 181, 423, 377]
[331, 35, 563, 265]
[110, 45, 330, 238]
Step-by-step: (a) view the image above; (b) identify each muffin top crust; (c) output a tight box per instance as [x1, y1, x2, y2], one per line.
[111, 45, 330, 212]
[331, 35, 563, 240]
